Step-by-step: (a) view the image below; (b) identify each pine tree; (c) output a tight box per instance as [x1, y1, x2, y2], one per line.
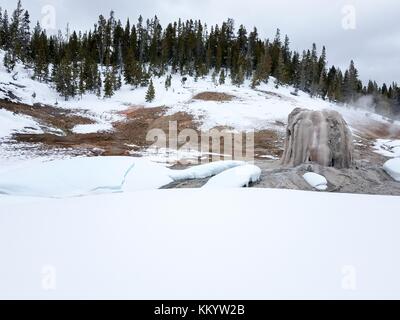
[145, 79, 155, 102]
[165, 74, 172, 90]
[0, 8, 3, 47]
[343, 60, 359, 102]
[54, 58, 74, 100]
[96, 71, 102, 97]
[124, 47, 142, 87]
[21, 10, 30, 61]
[234, 64, 245, 87]
[252, 52, 272, 88]
[31, 23, 48, 81]
[219, 69, 225, 85]
[274, 51, 286, 88]
[3, 51, 15, 72]
[103, 67, 115, 98]
[1, 10, 10, 49]
[10, 0, 24, 59]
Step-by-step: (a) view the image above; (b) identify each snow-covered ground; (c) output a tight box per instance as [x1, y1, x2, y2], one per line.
[303, 172, 329, 191]
[384, 158, 400, 182]
[0, 157, 250, 197]
[1, 188, 400, 299]
[374, 139, 400, 158]
[0, 109, 43, 138]
[203, 164, 261, 188]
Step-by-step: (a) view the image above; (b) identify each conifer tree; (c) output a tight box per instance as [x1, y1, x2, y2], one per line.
[103, 67, 115, 98]
[165, 74, 172, 90]
[54, 58, 74, 100]
[3, 51, 15, 72]
[96, 71, 102, 97]
[252, 52, 272, 88]
[145, 79, 155, 102]
[219, 69, 225, 85]
[1, 10, 10, 49]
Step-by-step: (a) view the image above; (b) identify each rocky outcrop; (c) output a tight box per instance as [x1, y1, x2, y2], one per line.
[281, 108, 353, 169]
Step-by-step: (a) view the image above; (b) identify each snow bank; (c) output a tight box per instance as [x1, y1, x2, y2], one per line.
[1, 188, 400, 299]
[0, 109, 42, 138]
[383, 158, 400, 182]
[71, 123, 113, 134]
[203, 164, 261, 188]
[303, 172, 328, 191]
[0, 157, 250, 197]
[0, 157, 172, 197]
[169, 160, 245, 180]
[374, 139, 400, 158]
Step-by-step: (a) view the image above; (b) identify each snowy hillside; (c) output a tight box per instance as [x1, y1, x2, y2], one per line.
[1, 49, 398, 134]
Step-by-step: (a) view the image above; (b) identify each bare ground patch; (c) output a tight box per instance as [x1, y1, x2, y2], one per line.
[193, 92, 235, 102]
[0, 99, 94, 133]
[13, 106, 200, 156]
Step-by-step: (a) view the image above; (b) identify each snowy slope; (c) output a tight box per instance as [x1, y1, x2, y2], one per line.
[1, 49, 397, 135]
[0, 109, 43, 138]
[1, 188, 400, 299]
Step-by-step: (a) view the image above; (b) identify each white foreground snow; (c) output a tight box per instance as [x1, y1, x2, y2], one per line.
[383, 158, 400, 182]
[203, 164, 261, 188]
[1, 188, 400, 299]
[303, 172, 329, 191]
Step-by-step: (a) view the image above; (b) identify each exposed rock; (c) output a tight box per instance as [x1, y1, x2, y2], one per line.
[281, 108, 353, 168]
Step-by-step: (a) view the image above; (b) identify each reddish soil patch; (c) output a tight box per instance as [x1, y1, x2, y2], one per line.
[0, 99, 94, 132]
[254, 130, 285, 159]
[14, 105, 199, 156]
[193, 92, 235, 102]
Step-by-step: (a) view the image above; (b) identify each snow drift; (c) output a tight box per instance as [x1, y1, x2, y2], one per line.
[0, 157, 250, 197]
[203, 164, 261, 188]
[383, 158, 400, 182]
[303, 172, 328, 191]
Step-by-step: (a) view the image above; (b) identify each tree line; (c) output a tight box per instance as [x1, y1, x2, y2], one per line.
[1, 1, 399, 115]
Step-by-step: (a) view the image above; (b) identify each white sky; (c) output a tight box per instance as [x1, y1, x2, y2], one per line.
[2, 0, 400, 85]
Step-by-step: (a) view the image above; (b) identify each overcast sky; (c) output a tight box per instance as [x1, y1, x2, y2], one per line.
[2, 0, 400, 85]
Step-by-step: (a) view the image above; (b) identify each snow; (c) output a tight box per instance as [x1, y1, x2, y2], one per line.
[303, 172, 329, 191]
[1, 188, 400, 299]
[0, 157, 172, 197]
[72, 123, 113, 134]
[0, 157, 252, 197]
[383, 158, 400, 182]
[374, 139, 400, 158]
[203, 164, 261, 188]
[169, 160, 245, 180]
[0, 108, 43, 138]
[130, 146, 231, 165]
